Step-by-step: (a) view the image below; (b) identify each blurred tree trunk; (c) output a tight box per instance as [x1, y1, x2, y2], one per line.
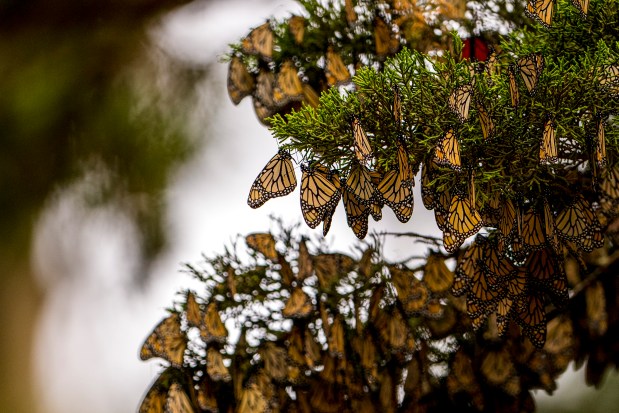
[0, 0, 197, 411]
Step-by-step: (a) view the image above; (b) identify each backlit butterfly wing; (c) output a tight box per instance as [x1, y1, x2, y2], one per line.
[507, 67, 520, 108]
[242, 22, 274, 60]
[448, 84, 472, 122]
[476, 99, 494, 139]
[246, 233, 278, 260]
[283, 287, 314, 318]
[302, 83, 320, 108]
[434, 128, 461, 171]
[140, 313, 186, 367]
[248, 150, 297, 209]
[518, 53, 544, 94]
[185, 292, 201, 328]
[300, 164, 340, 229]
[572, 0, 589, 16]
[165, 383, 194, 413]
[206, 348, 231, 382]
[444, 194, 482, 253]
[539, 118, 558, 164]
[368, 170, 385, 221]
[397, 140, 412, 182]
[314, 253, 355, 289]
[288, 15, 305, 44]
[374, 17, 399, 57]
[227, 57, 255, 105]
[526, 0, 554, 27]
[555, 195, 595, 241]
[352, 117, 373, 162]
[273, 61, 304, 107]
[326, 49, 352, 86]
[346, 162, 377, 204]
[200, 302, 228, 344]
[377, 169, 414, 223]
[260, 343, 289, 381]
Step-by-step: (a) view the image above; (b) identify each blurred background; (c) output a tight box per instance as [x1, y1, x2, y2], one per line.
[0, 1, 617, 412]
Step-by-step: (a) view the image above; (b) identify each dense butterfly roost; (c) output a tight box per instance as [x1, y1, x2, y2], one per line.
[226, 0, 530, 126]
[138, 228, 619, 413]
[238, 0, 619, 353]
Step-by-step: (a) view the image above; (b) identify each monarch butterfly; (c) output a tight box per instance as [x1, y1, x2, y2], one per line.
[595, 117, 607, 168]
[521, 209, 546, 251]
[278, 254, 294, 288]
[526, 0, 554, 27]
[283, 287, 314, 318]
[304, 328, 323, 368]
[342, 184, 370, 239]
[246, 232, 278, 260]
[165, 383, 195, 413]
[345, 0, 357, 23]
[185, 291, 201, 328]
[483, 237, 516, 278]
[396, 139, 412, 181]
[389, 265, 412, 302]
[248, 150, 297, 209]
[241, 22, 274, 60]
[380, 309, 409, 350]
[555, 195, 599, 241]
[434, 128, 461, 170]
[421, 163, 437, 210]
[496, 295, 514, 336]
[427, 303, 457, 338]
[273, 61, 304, 107]
[585, 281, 608, 337]
[374, 17, 399, 57]
[434, 190, 451, 231]
[252, 97, 275, 126]
[480, 347, 516, 386]
[517, 53, 544, 94]
[448, 84, 472, 122]
[138, 368, 173, 413]
[543, 199, 559, 251]
[404, 279, 431, 315]
[300, 163, 341, 229]
[539, 118, 558, 164]
[227, 57, 255, 105]
[346, 162, 378, 204]
[484, 47, 499, 78]
[302, 83, 320, 108]
[377, 169, 414, 223]
[288, 15, 305, 44]
[508, 66, 520, 107]
[476, 99, 495, 139]
[572, 0, 589, 17]
[206, 347, 231, 382]
[327, 315, 346, 357]
[260, 343, 289, 381]
[515, 292, 547, 348]
[368, 170, 385, 221]
[326, 49, 352, 86]
[498, 197, 516, 241]
[446, 350, 479, 398]
[545, 315, 574, 357]
[481, 192, 501, 227]
[196, 378, 218, 412]
[297, 239, 313, 281]
[321, 196, 340, 236]
[352, 117, 372, 162]
[393, 86, 402, 124]
[313, 253, 355, 289]
[526, 248, 564, 307]
[140, 313, 186, 367]
[598, 64, 619, 94]
[200, 302, 228, 343]
[237, 383, 267, 413]
[453, 237, 484, 296]
[444, 194, 482, 253]
[423, 254, 454, 294]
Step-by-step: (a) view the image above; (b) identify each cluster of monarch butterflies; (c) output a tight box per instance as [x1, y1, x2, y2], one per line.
[139, 230, 619, 412]
[248, 105, 416, 239]
[227, 0, 500, 125]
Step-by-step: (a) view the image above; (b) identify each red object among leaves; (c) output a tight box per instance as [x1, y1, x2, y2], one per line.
[462, 36, 490, 61]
